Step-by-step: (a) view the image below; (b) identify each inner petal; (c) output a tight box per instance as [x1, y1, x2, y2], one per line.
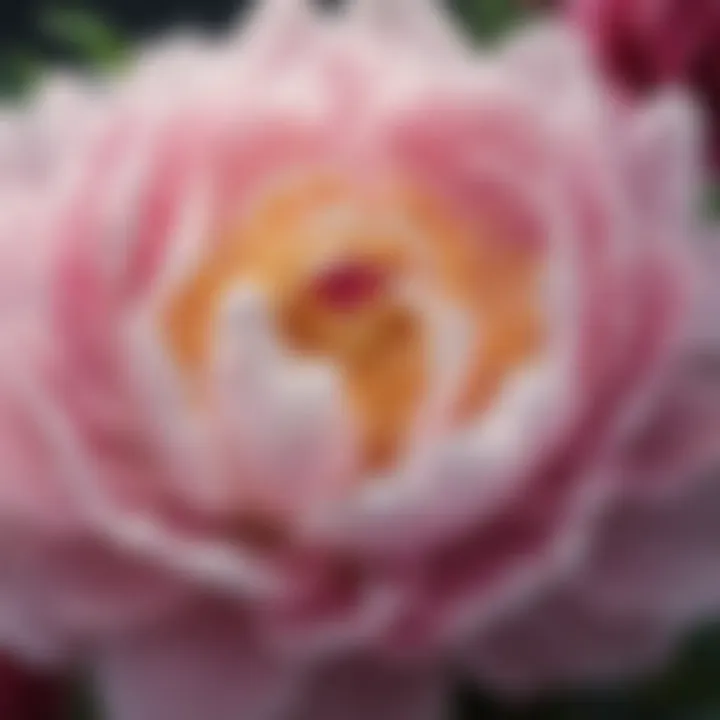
[161, 172, 545, 474]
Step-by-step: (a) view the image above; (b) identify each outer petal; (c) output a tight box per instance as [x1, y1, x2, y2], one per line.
[461, 583, 673, 696]
[282, 654, 446, 720]
[499, 22, 605, 115]
[581, 237, 720, 624]
[96, 607, 285, 720]
[580, 467, 720, 627]
[622, 90, 704, 241]
[98, 605, 446, 720]
[0, 74, 105, 194]
[461, 461, 720, 696]
[347, 0, 473, 63]
[0, 332, 191, 658]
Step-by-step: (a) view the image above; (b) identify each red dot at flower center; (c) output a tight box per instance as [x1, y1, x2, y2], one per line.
[312, 262, 387, 311]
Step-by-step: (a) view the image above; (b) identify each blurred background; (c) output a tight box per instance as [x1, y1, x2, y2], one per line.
[0, 0, 718, 717]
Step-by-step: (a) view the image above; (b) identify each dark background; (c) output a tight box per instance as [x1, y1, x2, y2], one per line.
[0, 0, 245, 49]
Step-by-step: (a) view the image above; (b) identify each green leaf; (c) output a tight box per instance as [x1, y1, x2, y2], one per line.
[0, 51, 43, 98]
[41, 8, 128, 71]
[66, 679, 99, 720]
[450, 0, 534, 44]
[704, 184, 720, 218]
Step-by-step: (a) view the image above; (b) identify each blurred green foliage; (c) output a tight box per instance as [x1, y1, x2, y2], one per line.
[705, 184, 720, 218]
[0, 7, 127, 97]
[450, 0, 540, 43]
[0, 51, 43, 98]
[66, 683, 97, 720]
[41, 8, 128, 69]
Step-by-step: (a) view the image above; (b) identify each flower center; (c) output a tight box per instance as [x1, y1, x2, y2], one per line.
[311, 261, 387, 311]
[162, 172, 545, 472]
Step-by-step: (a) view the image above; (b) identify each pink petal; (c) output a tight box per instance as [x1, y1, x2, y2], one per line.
[97, 607, 286, 720]
[461, 462, 720, 696]
[462, 584, 673, 696]
[282, 654, 446, 720]
[623, 91, 704, 238]
[580, 471, 720, 625]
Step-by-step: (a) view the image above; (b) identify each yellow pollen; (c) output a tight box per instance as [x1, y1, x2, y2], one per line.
[162, 173, 544, 472]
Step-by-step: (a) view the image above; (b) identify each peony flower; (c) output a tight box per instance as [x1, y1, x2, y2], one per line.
[567, 0, 720, 172]
[0, 2, 718, 718]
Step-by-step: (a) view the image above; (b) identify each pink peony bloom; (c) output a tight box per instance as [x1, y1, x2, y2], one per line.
[567, 0, 720, 172]
[0, 2, 719, 718]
